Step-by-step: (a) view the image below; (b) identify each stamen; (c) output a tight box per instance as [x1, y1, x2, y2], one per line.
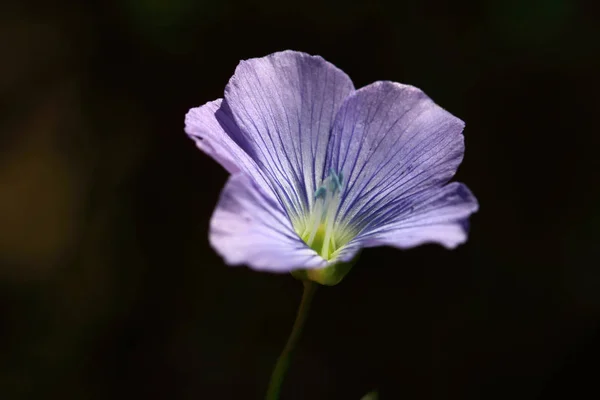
[300, 169, 345, 260]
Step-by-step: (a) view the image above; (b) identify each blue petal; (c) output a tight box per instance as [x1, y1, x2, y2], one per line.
[353, 182, 479, 249]
[324, 81, 467, 233]
[185, 99, 252, 174]
[185, 99, 276, 195]
[210, 173, 328, 272]
[224, 50, 355, 222]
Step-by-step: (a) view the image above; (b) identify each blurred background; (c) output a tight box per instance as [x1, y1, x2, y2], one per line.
[1, 0, 599, 398]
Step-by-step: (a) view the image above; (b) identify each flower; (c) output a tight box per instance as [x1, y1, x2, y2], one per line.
[185, 50, 478, 284]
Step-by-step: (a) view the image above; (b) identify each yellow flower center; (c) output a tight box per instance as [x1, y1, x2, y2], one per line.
[294, 170, 354, 260]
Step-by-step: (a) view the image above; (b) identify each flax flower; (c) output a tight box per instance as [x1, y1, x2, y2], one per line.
[185, 50, 478, 284]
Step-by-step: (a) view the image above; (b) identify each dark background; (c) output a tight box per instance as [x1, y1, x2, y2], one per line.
[1, 0, 599, 399]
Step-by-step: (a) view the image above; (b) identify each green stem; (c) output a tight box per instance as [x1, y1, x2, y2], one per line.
[265, 280, 317, 400]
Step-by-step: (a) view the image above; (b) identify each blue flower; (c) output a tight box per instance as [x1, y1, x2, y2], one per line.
[185, 50, 478, 281]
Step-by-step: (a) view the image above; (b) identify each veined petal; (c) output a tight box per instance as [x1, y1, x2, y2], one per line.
[210, 173, 327, 272]
[224, 50, 355, 222]
[325, 81, 465, 233]
[184, 99, 258, 174]
[354, 182, 478, 249]
[185, 99, 276, 196]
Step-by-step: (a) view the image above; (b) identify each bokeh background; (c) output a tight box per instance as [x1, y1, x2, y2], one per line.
[1, 0, 599, 399]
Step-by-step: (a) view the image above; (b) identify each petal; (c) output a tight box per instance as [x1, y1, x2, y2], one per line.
[354, 182, 478, 249]
[210, 173, 327, 272]
[185, 99, 275, 197]
[224, 50, 355, 222]
[324, 81, 466, 232]
[185, 99, 253, 175]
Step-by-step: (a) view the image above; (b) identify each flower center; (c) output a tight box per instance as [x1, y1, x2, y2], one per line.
[298, 169, 349, 260]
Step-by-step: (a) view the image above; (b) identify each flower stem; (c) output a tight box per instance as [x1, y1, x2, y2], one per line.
[265, 280, 317, 400]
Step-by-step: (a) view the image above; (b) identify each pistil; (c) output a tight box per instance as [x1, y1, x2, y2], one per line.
[301, 169, 343, 259]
